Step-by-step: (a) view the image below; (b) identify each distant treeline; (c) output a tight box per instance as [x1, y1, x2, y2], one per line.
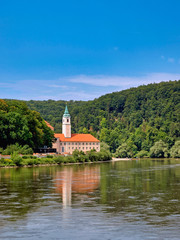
[2, 80, 180, 157]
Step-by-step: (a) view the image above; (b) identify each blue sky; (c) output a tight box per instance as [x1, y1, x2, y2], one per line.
[0, 0, 180, 100]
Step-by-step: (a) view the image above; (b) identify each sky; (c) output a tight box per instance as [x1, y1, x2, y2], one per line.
[0, 0, 180, 101]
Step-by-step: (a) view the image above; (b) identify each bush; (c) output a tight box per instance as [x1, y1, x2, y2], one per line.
[136, 150, 149, 158]
[170, 141, 180, 158]
[2, 143, 33, 155]
[149, 140, 169, 158]
[11, 152, 23, 166]
[0, 158, 15, 166]
[22, 155, 37, 159]
[54, 155, 65, 164]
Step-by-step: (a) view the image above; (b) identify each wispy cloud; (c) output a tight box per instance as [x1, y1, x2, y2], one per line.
[0, 73, 179, 101]
[68, 73, 180, 87]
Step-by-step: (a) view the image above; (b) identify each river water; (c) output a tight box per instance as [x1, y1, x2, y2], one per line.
[0, 159, 179, 240]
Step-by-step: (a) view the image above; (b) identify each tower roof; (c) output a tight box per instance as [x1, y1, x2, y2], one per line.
[63, 104, 70, 117]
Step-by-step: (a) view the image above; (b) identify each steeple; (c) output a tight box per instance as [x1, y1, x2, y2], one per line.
[62, 104, 71, 138]
[63, 105, 70, 117]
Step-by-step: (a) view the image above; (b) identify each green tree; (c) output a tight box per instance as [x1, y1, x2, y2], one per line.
[149, 140, 169, 158]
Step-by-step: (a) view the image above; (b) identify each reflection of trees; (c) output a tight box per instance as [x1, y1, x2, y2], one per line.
[0, 167, 56, 222]
[99, 159, 180, 222]
[0, 159, 179, 227]
[0, 165, 101, 223]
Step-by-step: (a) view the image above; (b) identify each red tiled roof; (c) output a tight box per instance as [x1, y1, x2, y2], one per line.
[45, 121, 54, 131]
[54, 133, 100, 142]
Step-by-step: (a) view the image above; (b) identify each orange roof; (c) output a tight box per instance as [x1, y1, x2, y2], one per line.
[45, 121, 54, 131]
[54, 133, 100, 142]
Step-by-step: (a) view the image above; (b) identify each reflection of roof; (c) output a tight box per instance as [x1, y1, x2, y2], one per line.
[55, 133, 100, 142]
[55, 167, 100, 194]
[45, 121, 54, 131]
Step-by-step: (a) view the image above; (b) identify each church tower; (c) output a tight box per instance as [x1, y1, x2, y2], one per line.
[62, 105, 71, 138]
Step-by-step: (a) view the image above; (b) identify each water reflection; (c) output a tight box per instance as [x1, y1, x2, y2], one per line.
[55, 166, 100, 207]
[0, 160, 180, 239]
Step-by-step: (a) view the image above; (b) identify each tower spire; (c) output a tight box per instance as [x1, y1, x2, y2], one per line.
[62, 104, 71, 138]
[63, 104, 70, 117]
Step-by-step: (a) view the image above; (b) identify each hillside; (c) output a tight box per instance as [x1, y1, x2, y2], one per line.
[23, 80, 180, 154]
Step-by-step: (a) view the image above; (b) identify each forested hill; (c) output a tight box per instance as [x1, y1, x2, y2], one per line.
[24, 80, 180, 154]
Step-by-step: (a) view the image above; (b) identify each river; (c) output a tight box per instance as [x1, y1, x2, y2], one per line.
[0, 159, 179, 239]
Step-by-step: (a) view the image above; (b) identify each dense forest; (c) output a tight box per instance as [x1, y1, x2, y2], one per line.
[24, 80, 180, 157]
[0, 100, 54, 150]
[1, 80, 180, 157]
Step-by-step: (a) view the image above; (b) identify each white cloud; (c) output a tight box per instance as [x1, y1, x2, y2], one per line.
[68, 73, 180, 87]
[161, 55, 165, 59]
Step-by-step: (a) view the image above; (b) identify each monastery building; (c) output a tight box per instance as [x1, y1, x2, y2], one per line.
[52, 105, 100, 154]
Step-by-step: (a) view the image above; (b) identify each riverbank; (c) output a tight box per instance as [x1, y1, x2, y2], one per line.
[0, 150, 112, 168]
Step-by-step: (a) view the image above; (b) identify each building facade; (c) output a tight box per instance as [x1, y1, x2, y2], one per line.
[52, 106, 100, 154]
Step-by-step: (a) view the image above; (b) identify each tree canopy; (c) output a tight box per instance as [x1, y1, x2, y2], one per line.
[0, 100, 54, 149]
[2, 80, 180, 156]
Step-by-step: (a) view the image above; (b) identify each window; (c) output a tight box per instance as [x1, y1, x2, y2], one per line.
[67, 119, 69, 122]
[83, 147, 84, 149]
[79, 143, 81, 145]
[82, 143, 84, 145]
[79, 147, 80, 149]
[89, 143, 91, 145]
[69, 147, 70, 149]
[75, 143, 77, 145]
[60, 143, 62, 145]
[90, 147, 91, 149]
[96, 143, 98, 145]
[72, 147, 74, 149]
[86, 147, 88, 150]
[72, 142, 74, 145]
[64, 143, 66, 145]
[86, 143, 88, 145]
[93, 143, 95, 145]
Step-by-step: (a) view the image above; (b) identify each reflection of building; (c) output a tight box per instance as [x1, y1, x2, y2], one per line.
[55, 166, 100, 206]
[52, 105, 100, 154]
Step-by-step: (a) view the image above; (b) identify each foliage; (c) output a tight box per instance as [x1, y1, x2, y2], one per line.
[149, 140, 169, 158]
[170, 141, 180, 158]
[21, 81, 180, 156]
[2, 81, 180, 157]
[2, 143, 33, 155]
[11, 152, 23, 166]
[136, 150, 149, 158]
[0, 100, 54, 150]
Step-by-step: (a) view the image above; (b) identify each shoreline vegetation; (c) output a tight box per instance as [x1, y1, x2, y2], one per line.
[0, 149, 112, 168]
[0, 141, 179, 168]
[1, 81, 179, 164]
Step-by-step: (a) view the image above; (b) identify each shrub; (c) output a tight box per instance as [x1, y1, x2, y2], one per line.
[136, 150, 149, 158]
[11, 152, 23, 166]
[54, 155, 65, 164]
[170, 141, 180, 158]
[2, 143, 33, 155]
[22, 155, 37, 159]
[149, 140, 169, 158]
